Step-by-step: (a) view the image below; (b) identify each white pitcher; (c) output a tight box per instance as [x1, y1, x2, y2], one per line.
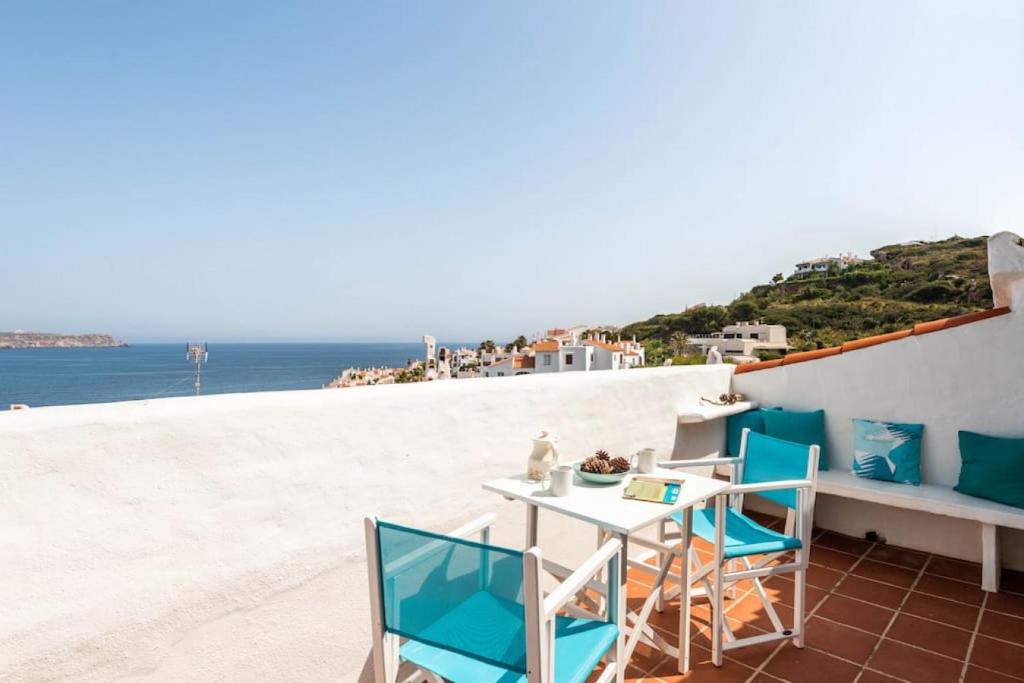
[527, 430, 559, 482]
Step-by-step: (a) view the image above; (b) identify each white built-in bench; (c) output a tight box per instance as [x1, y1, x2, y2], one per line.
[816, 470, 1024, 592]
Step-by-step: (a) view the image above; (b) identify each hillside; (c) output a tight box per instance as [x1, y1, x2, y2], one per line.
[622, 236, 992, 362]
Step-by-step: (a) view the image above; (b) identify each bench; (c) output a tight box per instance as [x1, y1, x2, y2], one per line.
[816, 470, 1024, 592]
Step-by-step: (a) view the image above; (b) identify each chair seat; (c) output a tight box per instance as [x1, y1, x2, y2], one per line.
[673, 508, 801, 559]
[399, 591, 618, 683]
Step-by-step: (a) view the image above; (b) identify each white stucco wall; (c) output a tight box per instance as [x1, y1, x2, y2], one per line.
[0, 365, 732, 682]
[733, 305, 1024, 569]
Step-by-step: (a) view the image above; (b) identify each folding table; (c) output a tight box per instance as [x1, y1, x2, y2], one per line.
[483, 467, 729, 673]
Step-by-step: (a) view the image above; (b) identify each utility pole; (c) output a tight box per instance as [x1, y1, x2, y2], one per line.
[185, 342, 209, 396]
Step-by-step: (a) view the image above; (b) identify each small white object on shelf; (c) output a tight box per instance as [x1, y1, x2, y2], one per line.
[677, 400, 758, 424]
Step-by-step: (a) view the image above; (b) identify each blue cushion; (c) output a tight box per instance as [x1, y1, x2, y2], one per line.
[673, 507, 802, 559]
[725, 408, 780, 457]
[761, 409, 828, 470]
[955, 431, 1024, 509]
[851, 419, 924, 485]
[400, 592, 618, 683]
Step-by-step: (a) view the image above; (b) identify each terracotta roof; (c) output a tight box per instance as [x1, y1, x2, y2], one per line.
[734, 307, 1011, 375]
[516, 356, 535, 369]
[534, 340, 559, 352]
[584, 339, 624, 352]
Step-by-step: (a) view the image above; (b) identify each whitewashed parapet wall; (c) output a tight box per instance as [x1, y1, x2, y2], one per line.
[734, 231, 1024, 570]
[0, 365, 731, 682]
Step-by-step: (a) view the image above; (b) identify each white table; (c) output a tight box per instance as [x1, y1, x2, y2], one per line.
[483, 467, 730, 672]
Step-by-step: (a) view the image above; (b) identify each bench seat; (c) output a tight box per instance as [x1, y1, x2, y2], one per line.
[816, 470, 1024, 592]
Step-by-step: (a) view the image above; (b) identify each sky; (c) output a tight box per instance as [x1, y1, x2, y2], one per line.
[2, 2, 1023, 342]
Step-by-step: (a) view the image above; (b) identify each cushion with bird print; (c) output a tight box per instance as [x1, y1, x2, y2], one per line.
[851, 419, 924, 485]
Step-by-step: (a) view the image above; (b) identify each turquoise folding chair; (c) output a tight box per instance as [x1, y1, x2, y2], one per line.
[364, 514, 625, 682]
[658, 429, 819, 669]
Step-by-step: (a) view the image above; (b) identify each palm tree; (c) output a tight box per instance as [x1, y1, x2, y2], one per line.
[479, 340, 496, 353]
[670, 331, 688, 356]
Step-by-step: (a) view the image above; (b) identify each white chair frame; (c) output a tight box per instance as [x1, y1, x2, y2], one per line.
[364, 514, 626, 683]
[657, 428, 820, 669]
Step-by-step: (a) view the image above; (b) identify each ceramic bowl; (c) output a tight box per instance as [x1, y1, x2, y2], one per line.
[572, 460, 632, 484]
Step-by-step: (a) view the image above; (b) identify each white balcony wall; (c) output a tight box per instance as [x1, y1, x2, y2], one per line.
[733, 306, 1024, 570]
[0, 365, 731, 682]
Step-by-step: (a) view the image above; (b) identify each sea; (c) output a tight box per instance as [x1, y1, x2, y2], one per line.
[0, 343, 459, 410]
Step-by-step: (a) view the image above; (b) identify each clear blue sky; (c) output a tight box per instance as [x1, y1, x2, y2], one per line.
[3, 2, 1022, 342]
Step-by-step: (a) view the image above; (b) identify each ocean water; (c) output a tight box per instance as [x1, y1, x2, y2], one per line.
[0, 343, 454, 410]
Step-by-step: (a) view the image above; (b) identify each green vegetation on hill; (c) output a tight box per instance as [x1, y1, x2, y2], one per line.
[623, 236, 992, 362]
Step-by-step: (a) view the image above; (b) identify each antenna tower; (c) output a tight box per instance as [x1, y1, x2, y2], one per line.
[185, 342, 209, 396]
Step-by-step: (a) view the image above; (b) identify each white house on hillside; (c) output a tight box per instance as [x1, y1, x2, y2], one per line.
[689, 321, 788, 363]
[793, 254, 863, 277]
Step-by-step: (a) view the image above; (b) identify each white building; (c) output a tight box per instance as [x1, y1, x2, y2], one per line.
[793, 254, 863, 277]
[479, 355, 535, 377]
[689, 321, 788, 363]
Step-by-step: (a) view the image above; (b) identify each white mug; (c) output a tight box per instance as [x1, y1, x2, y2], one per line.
[633, 448, 657, 474]
[550, 465, 574, 497]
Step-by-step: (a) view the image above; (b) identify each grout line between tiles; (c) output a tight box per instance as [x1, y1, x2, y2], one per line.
[747, 541, 879, 683]
[856, 552, 932, 681]
[960, 591, 988, 682]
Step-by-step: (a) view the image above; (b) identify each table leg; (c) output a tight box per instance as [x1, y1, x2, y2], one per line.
[616, 531, 629, 660]
[678, 506, 693, 673]
[526, 503, 538, 548]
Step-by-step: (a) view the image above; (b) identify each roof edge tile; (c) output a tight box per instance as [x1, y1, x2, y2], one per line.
[733, 306, 1012, 375]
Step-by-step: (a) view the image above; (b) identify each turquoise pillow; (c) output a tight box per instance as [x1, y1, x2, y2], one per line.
[956, 431, 1024, 509]
[725, 407, 781, 457]
[851, 419, 924, 485]
[760, 409, 828, 470]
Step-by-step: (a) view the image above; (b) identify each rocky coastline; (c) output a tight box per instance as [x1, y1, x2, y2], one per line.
[0, 332, 128, 349]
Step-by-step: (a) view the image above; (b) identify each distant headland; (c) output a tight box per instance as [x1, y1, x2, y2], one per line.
[0, 331, 128, 349]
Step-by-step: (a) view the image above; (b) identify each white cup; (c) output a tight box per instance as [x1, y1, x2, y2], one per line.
[634, 448, 657, 474]
[550, 465, 574, 497]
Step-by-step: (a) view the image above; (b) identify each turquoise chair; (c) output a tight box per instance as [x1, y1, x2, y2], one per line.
[659, 429, 819, 668]
[364, 514, 625, 682]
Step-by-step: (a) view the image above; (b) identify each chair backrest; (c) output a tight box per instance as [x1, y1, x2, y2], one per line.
[374, 520, 527, 671]
[740, 431, 817, 509]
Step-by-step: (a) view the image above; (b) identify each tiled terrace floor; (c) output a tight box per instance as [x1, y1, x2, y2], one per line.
[607, 512, 1024, 683]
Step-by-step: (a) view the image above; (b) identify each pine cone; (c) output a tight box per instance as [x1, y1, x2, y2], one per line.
[595, 459, 613, 474]
[609, 456, 631, 473]
[595, 449, 610, 461]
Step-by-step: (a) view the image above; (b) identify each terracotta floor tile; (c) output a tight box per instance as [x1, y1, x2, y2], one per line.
[815, 594, 895, 634]
[628, 639, 675, 674]
[857, 670, 904, 682]
[913, 573, 986, 606]
[804, 615, 880, 663]
[814, 531, 873, 557]
[979, 610, 1024, 646]
[884, 613, 972, 660]
[986, 590, 1024, 618]
[851, 559, 919, 588]
[805, 563, 845, 591]
[963, 664, 1023, 682]
[868, 638, 963, 683]
[724, 593, 794, 635]
[646, 645, 756, 682]
[761, 577, 828, 610]
[866, 544, 930, 570]
[901, 592, 980, 631]
[762, 642, 861, 683]
[925, 556, 983, 584]
[834, 575, 908, 610]
[721, 637, 785, 668]
[969, 636, 1024, 678]
[809, 546, 860, 572]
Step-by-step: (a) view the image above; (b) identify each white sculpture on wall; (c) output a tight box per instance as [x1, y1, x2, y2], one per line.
[989, 231, 1024, 312]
